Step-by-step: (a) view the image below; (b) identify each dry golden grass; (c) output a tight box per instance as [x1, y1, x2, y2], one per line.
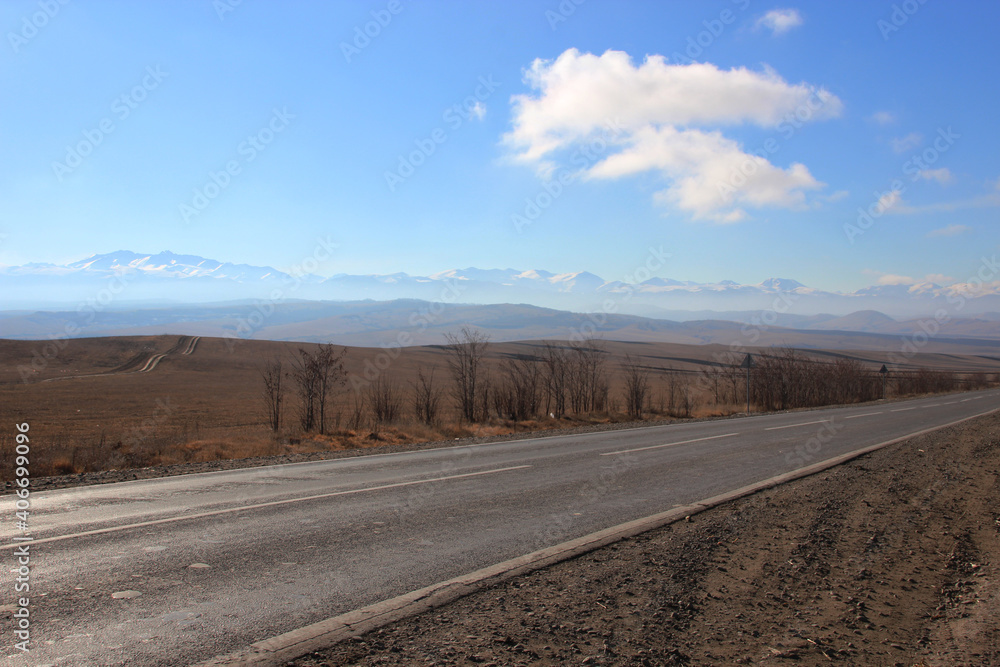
[1, 334, 997, 480]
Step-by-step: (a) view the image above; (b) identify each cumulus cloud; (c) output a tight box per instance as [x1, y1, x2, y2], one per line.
[890, 132, 922, 153]
[504, 49, 842, 222]
[927, 223, 970, 237]
[756, 9, 804, 35]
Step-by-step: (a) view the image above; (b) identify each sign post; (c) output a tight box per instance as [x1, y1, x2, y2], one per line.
[879, 364, 888, 400]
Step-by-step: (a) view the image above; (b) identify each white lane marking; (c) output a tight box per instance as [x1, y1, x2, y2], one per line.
[926, 403, 942, 407]
[845, 412, 883, 419]
[891, 407, 916, 412]
[941, 401, 958, 405]
[765, 420, 829, 431]
[601, 433, 739, 456]
[0, 465, 532, 550]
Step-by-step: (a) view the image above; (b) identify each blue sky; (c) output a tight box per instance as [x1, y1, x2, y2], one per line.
[1, 0, 997, 292]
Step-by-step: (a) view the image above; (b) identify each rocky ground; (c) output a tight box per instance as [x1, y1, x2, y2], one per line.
[290, 411, 1000, 666]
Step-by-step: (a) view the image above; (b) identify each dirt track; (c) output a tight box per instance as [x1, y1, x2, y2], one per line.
[292, 411, 1000, 666]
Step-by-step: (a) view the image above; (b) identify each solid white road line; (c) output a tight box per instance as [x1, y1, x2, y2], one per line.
[601, 432, 739, 456]
[0, 465, 532, 550]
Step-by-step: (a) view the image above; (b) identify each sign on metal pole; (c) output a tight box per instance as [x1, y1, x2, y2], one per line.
[879, 364, 888, 400]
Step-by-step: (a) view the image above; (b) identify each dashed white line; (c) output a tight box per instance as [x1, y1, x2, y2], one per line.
[765, 420, 829, 431]
[845, 412, 884, 419]
[891, 407, 916, 412]
[0, 465, 532, 550]
[601, 433, 740, 456]
[941, 401, 958, 405]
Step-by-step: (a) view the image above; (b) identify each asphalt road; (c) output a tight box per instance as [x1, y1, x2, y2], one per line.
[3, 389, 999, 666]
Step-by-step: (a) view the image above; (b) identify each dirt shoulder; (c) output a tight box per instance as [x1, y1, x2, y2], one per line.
[291, 411, 1000, 666]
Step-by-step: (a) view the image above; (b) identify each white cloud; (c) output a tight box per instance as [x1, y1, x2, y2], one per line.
[470, 101, 487, 121]
[890, 132, 922, 153]
[876, 273, 916, 286]
[756, 9, 804, 35]
[874, 189, 903, 214]
[504, 49, 841, 222]
[927, 224, 970, 237]
[917, 168, 953, 184]
[871, 111, 896, 125]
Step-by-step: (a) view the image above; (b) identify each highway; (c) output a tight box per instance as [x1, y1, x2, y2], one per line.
[2, 388, 998, 665]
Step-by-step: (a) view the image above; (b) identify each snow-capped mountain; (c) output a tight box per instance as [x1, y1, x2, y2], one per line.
[2, 251, 1000, 319]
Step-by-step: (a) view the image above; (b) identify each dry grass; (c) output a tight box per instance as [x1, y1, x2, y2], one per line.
[2, 334, 997, 480]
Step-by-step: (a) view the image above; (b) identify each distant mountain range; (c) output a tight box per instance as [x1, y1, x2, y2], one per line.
[2, 250, 1000, 321]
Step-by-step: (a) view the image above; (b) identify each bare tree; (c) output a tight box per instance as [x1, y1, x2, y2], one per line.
[541, 342, 569, 418]
[444, 327, 491, 422]
[412, 366, 442, 426]
[259, 359, 284, 432]
[621, 354, 649, 419]
[494, 354, 542, 421]
[291, 344, 347, 433]
[568, 338, 608, 413]
[366, 373, 402, 427]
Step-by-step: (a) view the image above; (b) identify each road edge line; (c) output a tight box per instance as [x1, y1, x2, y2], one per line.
[195, 406, 999, 667]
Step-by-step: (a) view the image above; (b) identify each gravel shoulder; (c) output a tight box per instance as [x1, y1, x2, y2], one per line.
[291, 411, 1000, 666]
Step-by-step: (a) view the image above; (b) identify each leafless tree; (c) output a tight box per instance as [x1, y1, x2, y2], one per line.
[412, 366, 443, 426]
[259, 359, 284, 432]
[291, 344, 347, 433]
[621, 354, 649, 419]
[541, 342, 569, 418]
[494, 354, 542, 421]
[366, 373, 402, 427]
[444, 327, 491, 422]
[567, 338, 608, 413]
